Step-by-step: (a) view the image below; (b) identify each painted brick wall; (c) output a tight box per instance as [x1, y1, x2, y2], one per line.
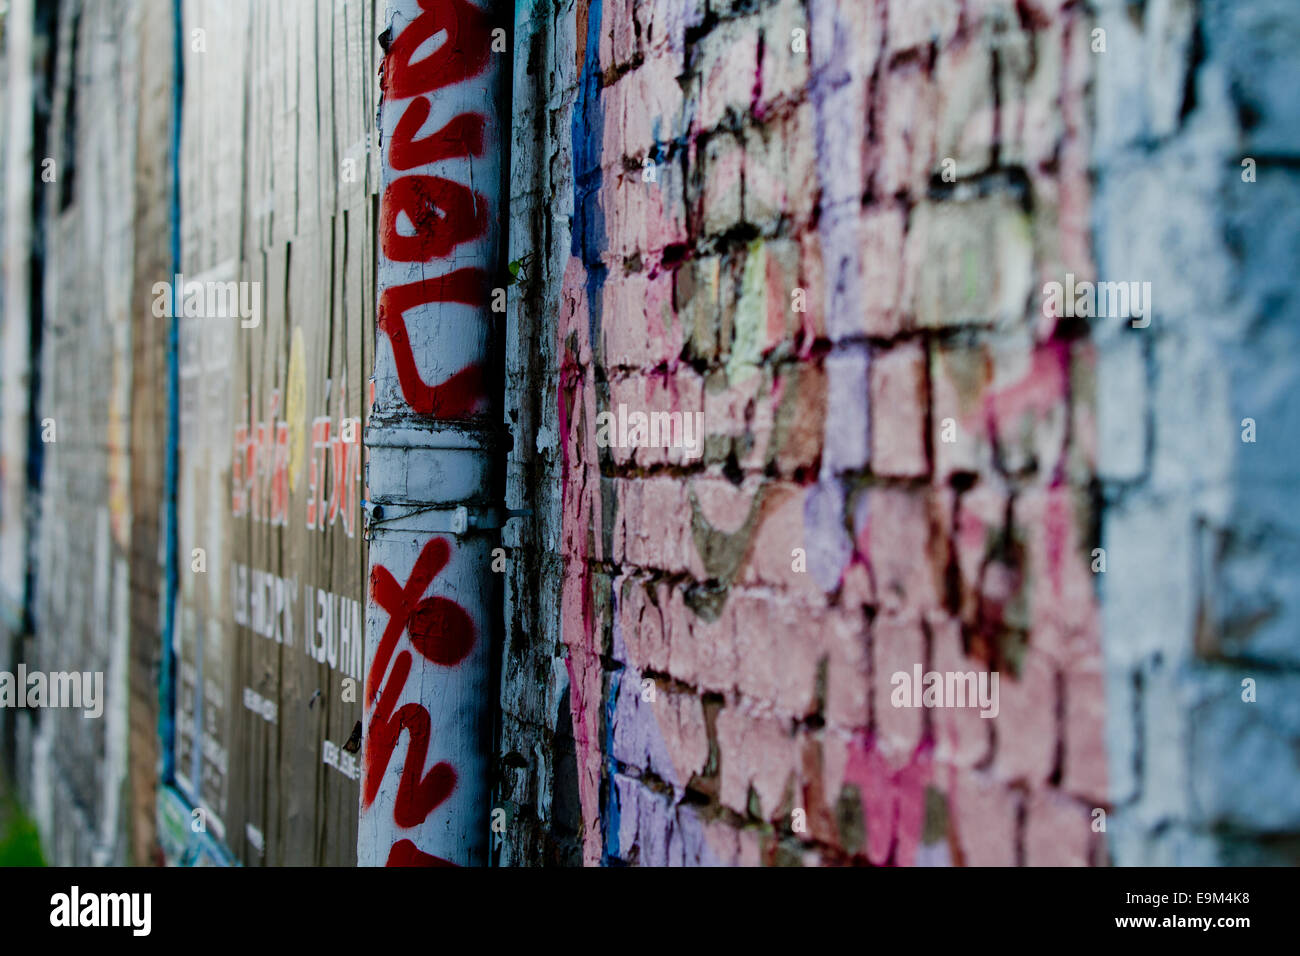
[498, 0, 1300, 866]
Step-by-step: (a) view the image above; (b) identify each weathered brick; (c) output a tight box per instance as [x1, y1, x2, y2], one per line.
[1024, 789, 1094, 866]
[858, 486, 947, 614]
[716, 702, 799, 818]
[930, 340, 993, 480]
[908, 196, 1035, 329]
[933, 33, 996, 178]
[695, 17, 760, 131]
[860, 204, 908, 338]
[871, 611, 926, 759]
[598, 0, 637, 73]
[991, 647, 1057, 786]
[699, 132, 744, 236]
[875, 60, 938, 198]
[930, 613, 994, 767]
[869, 339, 929, 478]
[950, 769, 1018, 866]
[758, 0, 810, 107]
[887, 0, 960, 56]
[603, 161, 690, 263]
[730, 591, 823, 715]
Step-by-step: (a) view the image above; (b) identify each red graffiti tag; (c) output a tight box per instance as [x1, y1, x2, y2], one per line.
[391, 105, 485, 170]
[382, 0, 491, 100]
[365, 537, 475, 834]
[377, 270, 489, 417]
[381, 174, 489, 261]
[386, 839, 457, 867]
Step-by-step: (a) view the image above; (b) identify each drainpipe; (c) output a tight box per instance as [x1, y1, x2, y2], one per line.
[359, 0, 506, 867]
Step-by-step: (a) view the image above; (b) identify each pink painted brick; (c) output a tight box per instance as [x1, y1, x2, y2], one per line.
[986, 339, 1071, 479]
[738, 484, 825, 600]
[735, 823, 763, 866]
[716, 701, 798, 819]
[773, 361, 826, 476]
[616, 573, 671, 673]
[930, 341, 993, 481]
[758, 0, 809, 107]
[696, 18, 759, 131]
[1014, 485, 1096, 666]
[606, 50, 686, 163]
[703, 367, 761, 453]
[951, 480, 1009, 628]
[933, 32, 996, 178]
[823, 605, 870, 731]
[616, 476, 701, 575]
[644, 367, 707, 468]
[607, 368, 706, 468]
[929, 613, 994, 767]
[664, 584, 739, 691]
[689, 472, 761, 535]
[810, 0, 881, 86]
[598, 0, 637, 73]
[871, 610, 926, 760]
[874, 60, 937, 198]
[602, 163, 689, 264]
[796, 230, 828, 344]
[990, 646, 1057, 787]
[858, 486, 947, 614]
[869, 339, 929, 478]
[860, 204, 908, 337]
[605, 375, 641, 468]
[601, 268, 681, 369]
[1024, 789, 1093, 866]
[840, 558, 876, 610]
[700, 133, 744, 236]
[730, 592, 822, 716]
[949, 768, 1018, 866]
[1061, 665, 1109, 804]
[743, 106, 817, 230]
[635, 0, 696, 57]
[887, 0, 960, 56]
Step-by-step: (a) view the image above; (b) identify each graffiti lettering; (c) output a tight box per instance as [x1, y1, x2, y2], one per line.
[365, 538, 475, 839]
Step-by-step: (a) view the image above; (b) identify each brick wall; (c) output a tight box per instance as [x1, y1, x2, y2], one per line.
[498, 0, 1300, 866]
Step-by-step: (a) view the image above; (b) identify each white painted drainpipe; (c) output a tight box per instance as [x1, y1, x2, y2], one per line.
[360, 0, 504, 868]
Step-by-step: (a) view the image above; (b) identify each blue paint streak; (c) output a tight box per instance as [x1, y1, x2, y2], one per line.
[570, 0, 620, 865]
[158, 0, 184, 787]
[601, 668, 622, 865]
[571, 0, 607, 357]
